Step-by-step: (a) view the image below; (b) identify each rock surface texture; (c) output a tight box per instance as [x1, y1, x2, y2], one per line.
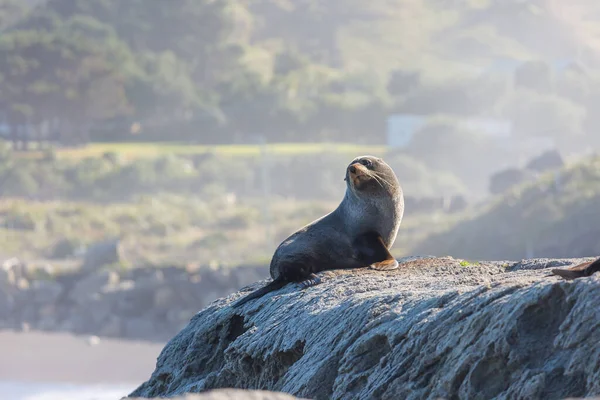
[129, 389, 303, 399]
[129, 256, 600, 400]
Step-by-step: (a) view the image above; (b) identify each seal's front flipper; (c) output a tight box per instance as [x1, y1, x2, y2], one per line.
[299, 273, 322, 289]
[370, 258, 399, 271]
[354, 231, 399, 271]
[552, 258, 600, 280]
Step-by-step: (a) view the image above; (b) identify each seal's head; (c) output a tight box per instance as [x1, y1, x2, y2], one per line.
[344, 155, 400, 197]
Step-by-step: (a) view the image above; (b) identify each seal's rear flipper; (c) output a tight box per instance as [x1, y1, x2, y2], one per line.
[551, 258, 600, 280]
[354, 231, 399, 271]
[299, 273, 322, 289]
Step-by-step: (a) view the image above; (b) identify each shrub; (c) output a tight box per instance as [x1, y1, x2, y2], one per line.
[49, 237, 84, 259]
[4, 210, 40, 231]
[0, 168, 39, 197]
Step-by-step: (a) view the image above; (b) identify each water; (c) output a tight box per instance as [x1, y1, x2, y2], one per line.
[0, 380, 137, 400]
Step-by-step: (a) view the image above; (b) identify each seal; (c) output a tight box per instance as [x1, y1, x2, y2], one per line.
[551, 257, 600, 280]
[232, 155, 404, 308]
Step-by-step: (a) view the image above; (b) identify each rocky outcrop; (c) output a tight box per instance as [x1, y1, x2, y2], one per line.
[129, 256, 600, 400]
[0, 259, 268, 341]
[129, 389, 304, 400]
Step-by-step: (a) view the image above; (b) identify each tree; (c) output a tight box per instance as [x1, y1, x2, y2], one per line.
[0, 15, 135, 143]
[0, 0, 28, 31]
[32, 0, 249, 93]
[503, 89, 586, 150]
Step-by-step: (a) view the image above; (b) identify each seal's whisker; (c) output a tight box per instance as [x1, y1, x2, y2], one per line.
[364, 170, 384, 188]
[369, 171, 391, 188]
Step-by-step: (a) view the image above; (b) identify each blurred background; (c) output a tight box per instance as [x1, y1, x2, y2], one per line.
[1, 0, 599, 399]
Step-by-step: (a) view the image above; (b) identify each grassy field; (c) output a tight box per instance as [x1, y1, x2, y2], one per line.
[19, 142, 389, 160]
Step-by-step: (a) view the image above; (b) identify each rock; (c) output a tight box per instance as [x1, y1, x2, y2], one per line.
[38, 304, 56, 318]
[31, 280, 63, 304]
[69, 270, 120, 305]
[16, 277, 29, 290]
[154, 286, 177, 310]
[82, 238, 125, 271]
[113, 284, 155, 317]
[0, 265, 15, 286]
[30, 263, 56, 280]
[129, 257, 600, 400]
[1, 258, 25, 286]
[49, 237, 82, 259]
[84, 298, 113, 327]
[128, 389, 304, 400]
[0, 289, 13, 318]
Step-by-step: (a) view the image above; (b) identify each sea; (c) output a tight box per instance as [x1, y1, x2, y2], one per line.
[0, 381, 137, 400]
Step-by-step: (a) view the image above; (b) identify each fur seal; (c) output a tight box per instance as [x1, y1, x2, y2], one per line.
[551, 257, 600, 280]
[232, 155, 404, 308]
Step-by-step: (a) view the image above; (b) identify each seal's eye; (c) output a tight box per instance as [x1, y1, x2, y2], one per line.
[361, 159, 373, 168]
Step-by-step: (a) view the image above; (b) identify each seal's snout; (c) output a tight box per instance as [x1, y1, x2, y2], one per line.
[348, 163, 365, 176]
[348, 163, 369, 188]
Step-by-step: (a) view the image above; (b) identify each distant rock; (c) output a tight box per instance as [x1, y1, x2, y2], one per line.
[49, 238, 82, 259]
[69, 269, 120, 305]
[1, 258, 24, 285]
[129, 257, 600, 400]
[31, 280, 62, 304]
[82, 238, 125, 271]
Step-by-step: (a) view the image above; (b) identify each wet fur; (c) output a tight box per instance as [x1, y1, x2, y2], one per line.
[232, 156, 404, 308]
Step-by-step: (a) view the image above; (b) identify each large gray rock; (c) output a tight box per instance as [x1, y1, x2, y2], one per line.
[129, 256, 600, 400]
[128, 389, 304, 399]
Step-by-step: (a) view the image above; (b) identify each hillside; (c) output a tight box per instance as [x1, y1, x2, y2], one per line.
[411, 155, 600, 260]
[0, 0, 599, 148]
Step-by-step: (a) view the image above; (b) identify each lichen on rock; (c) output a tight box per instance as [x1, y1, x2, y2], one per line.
[128, 256, 600, 400]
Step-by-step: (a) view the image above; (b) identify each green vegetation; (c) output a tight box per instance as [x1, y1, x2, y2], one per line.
[459, 260, 481, 267]
[0, 143, 464, 267]
[412, 156, 600, 261]
[0, 140, 466, 202]
[1, 1, 600, 268]
[0, 0, 597, 149]
[0, 182, 457, 268]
